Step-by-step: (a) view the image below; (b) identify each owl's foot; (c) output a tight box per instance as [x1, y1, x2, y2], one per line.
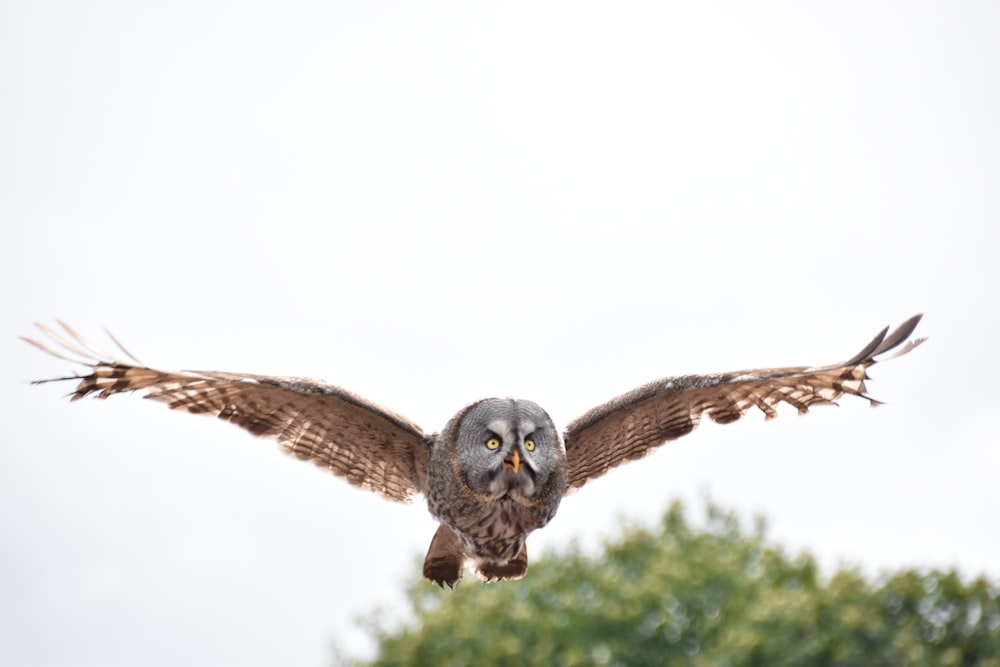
[475, 545, 528, 582]
[423, 524, 465, 588]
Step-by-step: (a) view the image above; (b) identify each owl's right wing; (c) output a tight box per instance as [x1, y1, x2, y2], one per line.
[24, 322, 432, 503]
[562, 315, 925, 492]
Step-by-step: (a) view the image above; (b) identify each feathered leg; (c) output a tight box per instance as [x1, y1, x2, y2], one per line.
[423, 523, 465, 588]
[475, 544, 528, 582]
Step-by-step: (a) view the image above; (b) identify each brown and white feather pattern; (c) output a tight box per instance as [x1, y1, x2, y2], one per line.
[24, 315, 925, 587]
[562, 314, 925, 492]
[23, 322, 431, 502]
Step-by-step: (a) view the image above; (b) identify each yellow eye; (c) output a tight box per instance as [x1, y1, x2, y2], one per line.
[525, 438, 536, 451]
[486, 437, 501, 450]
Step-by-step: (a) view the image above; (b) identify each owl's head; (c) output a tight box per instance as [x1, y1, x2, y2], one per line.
[450, 398, 566, 502]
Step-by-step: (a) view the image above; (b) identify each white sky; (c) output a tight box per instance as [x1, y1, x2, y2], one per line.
[2, 1, 998, 665]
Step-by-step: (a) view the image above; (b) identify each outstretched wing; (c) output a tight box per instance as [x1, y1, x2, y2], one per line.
[563, 315, 925, 492]
[23, 322, 432, 502]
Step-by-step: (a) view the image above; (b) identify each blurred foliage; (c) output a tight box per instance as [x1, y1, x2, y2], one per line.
[351, 501, 1000, 666]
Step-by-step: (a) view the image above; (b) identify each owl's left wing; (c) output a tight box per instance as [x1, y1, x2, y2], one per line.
[24, 322, 432, 502]
[562, 315, 925, 492]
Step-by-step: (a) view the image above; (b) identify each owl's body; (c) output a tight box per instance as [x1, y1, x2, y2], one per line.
[425, 399, 566, 582]
[24, 316, 925, 587]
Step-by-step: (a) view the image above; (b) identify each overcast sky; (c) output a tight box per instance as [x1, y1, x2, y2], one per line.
[2, 1, 999, 665]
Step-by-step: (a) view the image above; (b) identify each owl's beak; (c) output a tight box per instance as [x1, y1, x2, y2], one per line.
[504, 449, 521, 474]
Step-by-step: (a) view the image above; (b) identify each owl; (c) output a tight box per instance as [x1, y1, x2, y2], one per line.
[24, 315, 924, 587]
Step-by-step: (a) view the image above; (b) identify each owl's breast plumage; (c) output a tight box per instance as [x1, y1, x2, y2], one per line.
[428, 486, 561, 562]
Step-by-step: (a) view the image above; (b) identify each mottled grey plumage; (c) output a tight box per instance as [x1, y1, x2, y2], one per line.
[425, 399, 566, 583]
[23, 315, 925, 587]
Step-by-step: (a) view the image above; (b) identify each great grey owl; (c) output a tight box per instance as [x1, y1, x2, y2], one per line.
[24, 315, 924, 587]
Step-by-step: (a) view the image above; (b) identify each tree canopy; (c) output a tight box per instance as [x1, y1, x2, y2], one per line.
[353, 502, 1000, 666]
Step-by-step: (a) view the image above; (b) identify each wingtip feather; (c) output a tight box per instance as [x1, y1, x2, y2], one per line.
[844, 314, 925, 367]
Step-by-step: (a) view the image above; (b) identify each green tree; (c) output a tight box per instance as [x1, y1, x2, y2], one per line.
[353, 502, 1000, 666]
